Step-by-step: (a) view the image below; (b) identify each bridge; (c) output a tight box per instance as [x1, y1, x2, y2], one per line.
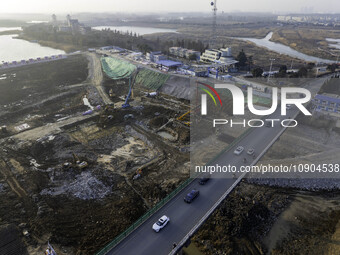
[97, 77, 326, 255]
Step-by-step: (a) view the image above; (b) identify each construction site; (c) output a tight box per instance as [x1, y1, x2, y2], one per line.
[0, 51, 197, 254]
[1, 50, 336, 255]
[2, 0, 340, 253]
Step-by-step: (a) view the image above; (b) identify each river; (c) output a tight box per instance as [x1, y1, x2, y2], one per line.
[326, 38, 340, 50]
[0, 33, 65, 63]
[236, 32, 334, 64]
[92, 25, 177, 35]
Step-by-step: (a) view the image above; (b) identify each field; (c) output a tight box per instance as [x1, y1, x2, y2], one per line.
[271, 26, 340, 61]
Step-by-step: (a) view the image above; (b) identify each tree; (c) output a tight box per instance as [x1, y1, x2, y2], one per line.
[248, 55, 253, 71]
[277, 65, 287, 77]
[298, 67, 308, 77]
[327, 64, 337, 73]
[307, 62, 315, 70]
[236, 49, 248, 68]
[252, 67, 263, 77]
[188, 54, 198, 61]
[279, 65, 287, 73]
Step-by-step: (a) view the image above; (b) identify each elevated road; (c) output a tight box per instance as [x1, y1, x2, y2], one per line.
[104, 77, 326, 255]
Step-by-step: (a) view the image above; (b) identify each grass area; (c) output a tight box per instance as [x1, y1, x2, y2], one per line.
[0, 54, 88, 105]
[271, 27, 340, 61]
[0, 30, 22, 35]
[17, 34, 82, 53]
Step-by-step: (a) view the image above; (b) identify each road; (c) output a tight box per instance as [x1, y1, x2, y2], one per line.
[86, 52, 112, 105]
[102, 77, 327, 255]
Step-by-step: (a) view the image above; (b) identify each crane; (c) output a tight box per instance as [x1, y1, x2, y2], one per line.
[210, 0, 218, 49]
[122, 67, 140, 108]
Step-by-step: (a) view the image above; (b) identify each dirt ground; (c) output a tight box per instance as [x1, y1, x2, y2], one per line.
[191, 109, 340, 255]
[0, 54, 191, 254]
[191, 183, 340, 255]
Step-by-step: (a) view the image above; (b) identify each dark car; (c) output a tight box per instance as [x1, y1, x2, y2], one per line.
[199, 175, 210, 185]
[184, 189, 199, 203]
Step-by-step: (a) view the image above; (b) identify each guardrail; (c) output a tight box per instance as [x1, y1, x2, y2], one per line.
[169, 114, 296, 255]
[95, 126, 254, 255]
[95, 177, 196, 255]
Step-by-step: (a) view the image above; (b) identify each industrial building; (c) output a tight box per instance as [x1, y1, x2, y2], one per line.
[178, 65, 209, 77]
[156, 60, 182, 71]
[313, 93, 340, 117]
[146, 51, 167, 62]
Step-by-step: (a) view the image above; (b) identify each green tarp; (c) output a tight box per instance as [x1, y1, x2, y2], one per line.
[101, 57, 137, 80]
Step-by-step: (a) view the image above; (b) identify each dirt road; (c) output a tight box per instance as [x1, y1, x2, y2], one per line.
[86, 52, 112, 105]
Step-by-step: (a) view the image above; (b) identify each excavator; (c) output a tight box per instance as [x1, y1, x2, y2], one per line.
[176, 110, 191, 127]
[98, 67, 140, 128]
[72, 153, 88, 169]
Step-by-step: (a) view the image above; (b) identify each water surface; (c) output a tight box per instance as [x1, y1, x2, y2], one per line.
[236, 32, 334, 63]
[0, 34, 65, 63]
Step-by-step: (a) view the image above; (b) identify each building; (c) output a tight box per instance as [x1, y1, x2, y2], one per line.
[156, 60, 182, 70]
[185, 49, 201, 60]
[153, 54, 167, 62]
[169, 47, 200, 60]
[57, 15, 90, 35]
[146, 51, 167, 62]
[200, 49, 221, 62]
[200, 47, 238, 73]
[51, 14, 57, 26]
[178, 66, 209, 77]
[200, 47, 235, 63]
[313, 93, 340, 117]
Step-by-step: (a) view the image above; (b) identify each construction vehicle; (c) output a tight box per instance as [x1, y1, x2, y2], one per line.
[98, 104, 115, 128]
[109, 88, 114, 97]
[122, 67, 140, 108]
[176, 110, 191, 127]
[45, 241, 57, 255]
[72, 153, 88, 169]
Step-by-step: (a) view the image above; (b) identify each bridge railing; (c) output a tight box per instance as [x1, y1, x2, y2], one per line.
[96, 126, 253, 255]
[95, 176, 195, 255]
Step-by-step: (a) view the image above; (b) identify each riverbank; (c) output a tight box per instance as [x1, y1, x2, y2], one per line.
[271, 27, 340, 62]
[17, 34, 82, 53]
[0, 30, 22, 36]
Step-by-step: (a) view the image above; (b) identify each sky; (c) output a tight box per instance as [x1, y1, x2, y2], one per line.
[0, 0, 340, 14]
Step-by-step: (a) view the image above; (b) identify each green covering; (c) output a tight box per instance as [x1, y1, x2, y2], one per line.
[135, 69, 169, 90]
[101, 57, 137, 80]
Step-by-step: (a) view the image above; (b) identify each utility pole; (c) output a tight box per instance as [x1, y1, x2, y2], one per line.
[267, 58, 275, 82]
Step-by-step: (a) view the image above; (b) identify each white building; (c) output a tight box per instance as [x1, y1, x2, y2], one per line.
[200, 47, 236, 65]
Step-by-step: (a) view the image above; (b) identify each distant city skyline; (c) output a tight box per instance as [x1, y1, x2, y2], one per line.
[0, 0, 340, 14]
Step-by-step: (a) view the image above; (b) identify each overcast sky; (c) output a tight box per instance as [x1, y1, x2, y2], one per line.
[1, 0, 340, 14]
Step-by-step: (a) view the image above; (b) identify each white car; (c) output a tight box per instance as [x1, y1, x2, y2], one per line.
[247, 148, 255, 155]
[152, 215, 170, 232]
[286, 104, 292, 110]
[234, 146, 244, 155]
